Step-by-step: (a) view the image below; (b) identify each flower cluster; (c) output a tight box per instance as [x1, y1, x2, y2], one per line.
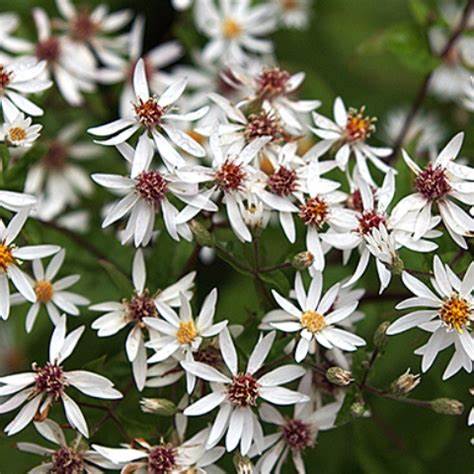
[0, 0, 473, 472]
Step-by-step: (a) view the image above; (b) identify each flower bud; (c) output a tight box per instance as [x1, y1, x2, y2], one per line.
[390, 254, 404, 275]
[233, 453, 254, 473]
[326, 366, 353, 386]
[140, 398, 177, 416]
[373, 321, 390, 349]
[189, 220, 214, 247]
[390, 369, 420, 395]
[431, 398, 464, 416]
[292, 251, 314, 271]
[350, 401, 367, 418]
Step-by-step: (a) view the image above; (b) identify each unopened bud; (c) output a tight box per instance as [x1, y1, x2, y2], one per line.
[373, 321, 390, 349]
[390, 369, 420, 395]
[292, 251, 314, 271]
[431, 398, 464, 416]
[350, 401, 367, 418]
[326, 366, 353, 386]
[189, 220, 214, 247]
[140, 398, 177, 416]
[390, 254, 404, 275]
[233, 453, 254, 473]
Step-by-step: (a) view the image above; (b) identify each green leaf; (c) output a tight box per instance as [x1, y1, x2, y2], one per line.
[409, 0, 431, 25]
[99, 260, 133, 295]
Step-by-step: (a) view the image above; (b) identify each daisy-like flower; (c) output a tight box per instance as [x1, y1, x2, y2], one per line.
[274, 0, 313, 30]
[391, 132, 474, 248]
[17, 419, 120, 472]
[0, 190, 36, 213]
[253, 375, 340, 473]
[232, 65, 320, 132]
[0, 13, 29, 53]
[0, 111, 41, 148]
[93, 427, 224, 473]
[0, 57, 51, 118]
[322, 170, 441, 292]
[91, 249, 196, 390]
[10, 249, 89, 333]
[176, 134, 270, 242]
[54, 0, 131, 65]
[182, 328, 309, 455]
[194, 0, 277, 64]
[0, 210, 60, 320]
[267, 272, 365, 362]
[145, 287, 227, 370]
[387, 256, 474, 379]
[0, 316, 122, 437]
[97, 16, 183, 118]
[92, 136, 217, 246]
[309, 97, 393, 185]
[89, 59, 208, 169]
[25, 122, 98, 220]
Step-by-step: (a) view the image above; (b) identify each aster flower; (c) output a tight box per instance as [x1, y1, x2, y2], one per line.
[21, 8, 99, 106]
[0, 190, 36, 213]
[267, 272, 365, 362]
[145, 288, 228, 380]
[274, 0, 313, 30]
[54, 0, 131, 66]
[0, 57, 51, 118]
[25, 122, 98, 220]
[391, 132, 474, 249]
[182, 328, 309, 455]
[194, 0, 277, 64]
[10, 249, 89, 333]
[232, 65, 320, 132]
[92, 137, 217, 246]
[0, 210, 60, 320]
[17, 419, 120, 472]
[91, 249, 196, 390]
[176, 134, 270, 242]
[0, 13, 32, 53]
[93, 427, 224, 473]
[387, 256, 474, 379]
[0, 315, 122, 437]
[0, 111, 42, 148]
[89, 58, 207, 169]
[97, 16, 183, 118]
[309, 97, 393, 185]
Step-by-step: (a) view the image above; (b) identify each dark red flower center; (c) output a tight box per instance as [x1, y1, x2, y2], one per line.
[299, 197, 329, 228]
[256, 67, 291, 99]
[43, 141, 68, 170]
[0, 65, 12, 90]
[215, 159, 246, 192]
[34, 362, 65, 399]
[268, 166, 297, 196]
[244, 111, 284, 142]
[282, 419, 313, 451]
[415, 163, 451, 201]
[357, 210, 386, 235]
[148, 444, 177, 474]
[134, 98, 165, 128]
[70, 11, 98, 42]
[126, 290, 158, 323]
[227, 373, 259, 407]
[36, 37, 61, 62]
[51, 447, 84, 474]
[135, 170, 169, 204]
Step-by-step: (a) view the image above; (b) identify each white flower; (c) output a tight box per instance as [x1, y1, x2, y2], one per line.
[387, 256, 474, 379]
[0, 111, 41, 148]
[91, 249, 196, 390]
[25, 122, 98, 220]
[89, 59, 208, 169]
[145, 287, 227, 370]
[194, 0, 277, 64]
[391, 132, 474, 248]
[0, 210, 60, 320]
[10, 249, 89, 333]
[0, 315, 122, 437]
[274, 0, 313, 30]
[176, 134, 270, 242]
[97, 16, 183, 118]
[92, 137, 217, 246]
[93, 427, 224, 472]
[253, 373, 340, 473]
[231, 65, 320, 132]
[172, 0, 194, 10]
[17, 418, 121, 472]
[0, 13, 31, 53]
[181, 328, 309, 455]
[55, 0, 131, 66]
[0, 57, 51, 118]
[310, 97, 393, 185]
[0, 190, 36, 213]
[267, 272, 365, 362]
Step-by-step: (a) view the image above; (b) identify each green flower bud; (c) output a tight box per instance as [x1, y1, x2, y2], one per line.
[431, 398, 464, 416]
[189, 220, 215, 247]
[373, 321, 390, 349]
[326, 366, 353, 386]
[140, 398, 177, 416]
[292, 251, 314, 271]
[390, 369, 420, 395]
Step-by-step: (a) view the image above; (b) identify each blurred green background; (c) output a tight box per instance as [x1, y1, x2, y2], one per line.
[0, 0, 473, 473]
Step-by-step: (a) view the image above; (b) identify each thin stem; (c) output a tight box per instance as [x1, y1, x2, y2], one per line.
[259, 261, 292, 273]
[362, 384, 433, 409]
[388, 0, 474, 162]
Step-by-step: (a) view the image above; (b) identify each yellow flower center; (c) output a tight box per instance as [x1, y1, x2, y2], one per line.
[439, 294, 471, 333]
[176, 320, 197, 345]
[0, 243, 14, 272]
[8, 127, 27, 142]
[35, 280, 54, 303]
[345, 107, 376, 142]
[301, 310, 326, 333]
[222, 18, 242, 39]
